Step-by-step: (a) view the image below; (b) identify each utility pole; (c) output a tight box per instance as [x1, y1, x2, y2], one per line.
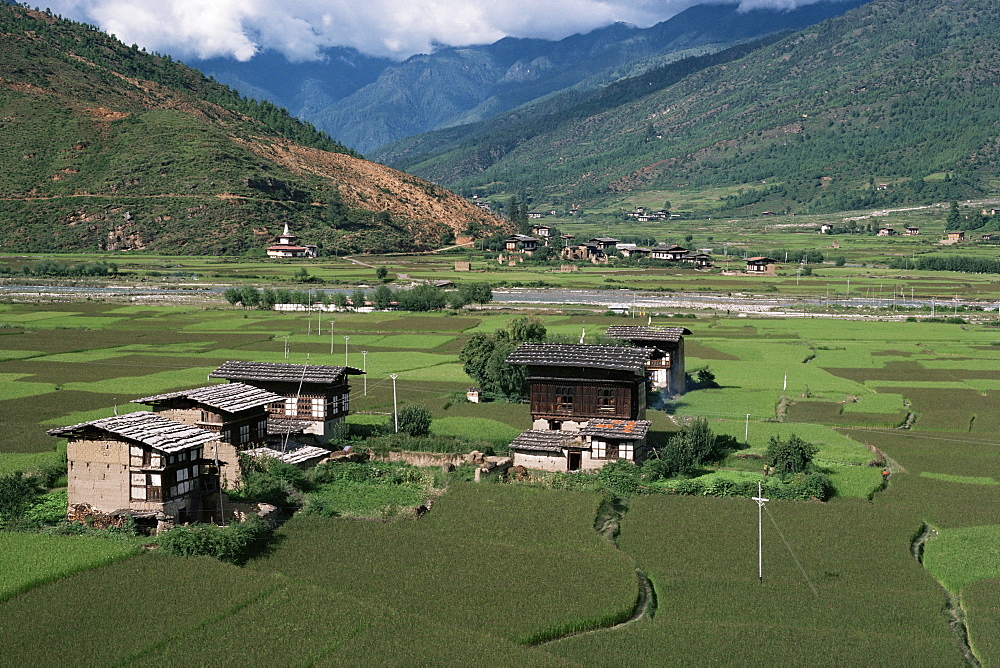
[361, 350, 368, 396]
[745, 414, 751, 445]
[390, 373, 399, 433]
[344, 336, 350, 366]
[752, 480, 770, 584]
[330, 324, 335, 354]
[283, 336, 289, 359]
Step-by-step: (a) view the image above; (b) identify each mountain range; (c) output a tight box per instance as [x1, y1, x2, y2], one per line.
[193, 1, 870, 155]
[0, 4, 505, 254]
[386, 0, 1000, 216]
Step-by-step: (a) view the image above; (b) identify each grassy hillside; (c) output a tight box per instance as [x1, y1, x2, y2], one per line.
[394, 0, 1000, 215]
[0, 5, 506, 254]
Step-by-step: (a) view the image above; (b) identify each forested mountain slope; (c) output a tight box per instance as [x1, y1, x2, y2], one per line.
[287, 1, 868, 154]
[0, 5, 504, 254]
[394, 0, 1000, 216]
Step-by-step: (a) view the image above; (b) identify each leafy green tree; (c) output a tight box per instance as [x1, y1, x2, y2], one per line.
[375, 266, 389, 281]
[239, 286, 260, 309]
[333, 292, 349, 309]
[396, 284, 447, 311]
[458, 316, 544, 399]
[351, 288, 367, 310]
[373, 285, 394, 310]
[259, 288, 277, 311]
[325, 187, 348, 226]
[223, 287, 241, 308]
[765, 434, 819, 475]
[505, 316, 546, 343]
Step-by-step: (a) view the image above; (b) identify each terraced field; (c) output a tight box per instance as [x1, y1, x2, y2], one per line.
[2, 302, 999, 664]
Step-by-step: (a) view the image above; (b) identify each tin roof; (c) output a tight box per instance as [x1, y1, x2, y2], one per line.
[508, 430, 581, 453]
[605, 326, 691, 342]
[580, 420, 651, 440]
[506, 344, 653, 372]
[210, 361, 363, 384]
[47, 411, 216, 453]
[133, 383, 283, 413]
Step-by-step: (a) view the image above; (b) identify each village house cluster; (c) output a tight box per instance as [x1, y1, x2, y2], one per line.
[502, 231, 712, 267]
[503, 326, 689, 472]
[48, 362, 362, 529]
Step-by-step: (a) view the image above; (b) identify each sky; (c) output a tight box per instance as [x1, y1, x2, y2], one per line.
[42, 0, 845, 62]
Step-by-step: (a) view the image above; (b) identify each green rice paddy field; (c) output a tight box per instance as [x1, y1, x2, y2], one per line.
[1, 301, 999, 664]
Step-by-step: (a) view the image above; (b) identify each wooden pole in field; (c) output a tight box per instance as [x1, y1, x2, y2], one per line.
[752, 480, 769, 584]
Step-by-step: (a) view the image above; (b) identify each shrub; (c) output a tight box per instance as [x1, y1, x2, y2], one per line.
[393, 405, 432, 437]
[765, 434, 819, 475]
[228, 455, 308, 508]
[157, 516, 272, 565]
[598, 460, 641, 496]
[0, 471, 45, 527]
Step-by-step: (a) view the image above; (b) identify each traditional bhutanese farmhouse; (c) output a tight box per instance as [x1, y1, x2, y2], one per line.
[266, 223, 317, 258]
[651, 244, 688, 261]
[210, 362, 363, 443]
[589, 237, 620, 253]
[605, 325, 690, 395]
[132, 383, 284, 488]
[49, 412, 218, 525]
[745, 256, 777, 274]
[905, 227, 920, 235]
[877, 227, 896, 237]
[504, 234, 540, 254]
[506, 344, 652, 431]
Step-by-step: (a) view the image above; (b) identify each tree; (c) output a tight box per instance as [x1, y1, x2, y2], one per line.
[458, 317, 542, 400]
[333, 292, 349, 309]
[373, 285, 394, 310]
[351, 288, 367, 310]
[394, 405, 432, 436]
[396, 284, 447, 311]
[375, 266, 388, 281]
[765, 434, 818, 475]
[325, 187, 347, 226]
[505, 316, 546, 343]
[946, 200, 961, 230]
[223, 287, 241, 308]
[239, 286, 260, 309]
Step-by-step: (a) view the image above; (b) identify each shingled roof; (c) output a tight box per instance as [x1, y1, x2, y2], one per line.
[508, 430, 582, 453]
[604, 326, 691, 343]
[506, 344, 653, 372]
[210, 361, 363, 384]
[47, 411, 216, 453]
[133, 383, 283, 413]
[580, 420, 651, 440]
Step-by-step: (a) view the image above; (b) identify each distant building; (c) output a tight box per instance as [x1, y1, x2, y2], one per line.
[947, 231, 965, 242]
[819, 224, 834, 234]
[745, 257, 777, 274]
[588, 237, 620, 253]
[651, 244, 688, 261]
[267, 223, 317, 258]
[905, 227, 920, 236]
[504, 234, 539, 254]
[530, 224, 552, 237]
[877, 227, 896, 237]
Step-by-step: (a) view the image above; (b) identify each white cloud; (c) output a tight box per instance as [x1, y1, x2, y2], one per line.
[42, 0, 844, 62]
